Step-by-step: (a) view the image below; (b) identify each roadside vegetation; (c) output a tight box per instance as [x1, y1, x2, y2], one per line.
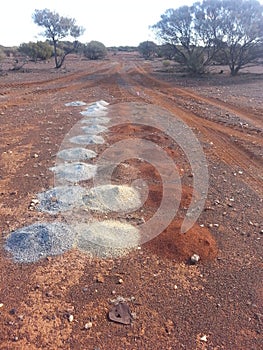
[0, 0, 262, 76]
[83, 41, 107, 60]
[151, 0, 263, 76]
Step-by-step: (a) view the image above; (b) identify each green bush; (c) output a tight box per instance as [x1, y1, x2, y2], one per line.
[84, 41, 107, 60]
[19, 41, 53, 62]
[162, 60, 171, 67]
[138, 41, 158, 59]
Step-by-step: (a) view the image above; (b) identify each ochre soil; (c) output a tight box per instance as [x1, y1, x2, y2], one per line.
[0, 53, 262, 349]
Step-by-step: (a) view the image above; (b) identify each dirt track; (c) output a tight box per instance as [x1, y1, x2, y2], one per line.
[0, 53, 262, 349]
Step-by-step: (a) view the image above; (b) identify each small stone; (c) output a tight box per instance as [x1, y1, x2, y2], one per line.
[84, 321, 92, 329]
[173, 285, 178, 290]
[190, 254, 200, 264]
[68, 314, 74, 322]
[118, 278, 124, 284]
[0, 303, 3, 308]
[96, 274, 104, 283]
[200, 335, 207, 342]
[31, 199, 39, 204]
[164, 319, 174, 334]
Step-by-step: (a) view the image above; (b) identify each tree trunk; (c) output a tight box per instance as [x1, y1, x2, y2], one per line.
[53, 39, 59, 69]
[56, 54, 67, 68]
[230, 66, 240, 76]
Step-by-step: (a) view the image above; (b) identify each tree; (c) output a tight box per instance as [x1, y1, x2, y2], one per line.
[210, 0, 263, 75]
[84, 41, 107, 60]
[159, 43, 177, 60]
[19, 41, 53, 62]
[0, 47, 5, 74]
[32, 9, 85, 68]
[138, 41, 158, 59]
[151, 4, 220, 74]
[152, 0, 263, 75]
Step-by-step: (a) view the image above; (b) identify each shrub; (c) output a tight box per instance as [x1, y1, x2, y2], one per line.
[19, 41, 53, 62]
[138, 41, 158, 60]
[84, 41, 107, 60]
[162, 60, 171, 67]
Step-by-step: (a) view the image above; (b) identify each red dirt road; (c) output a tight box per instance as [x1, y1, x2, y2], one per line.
[0, 53, 262, 349]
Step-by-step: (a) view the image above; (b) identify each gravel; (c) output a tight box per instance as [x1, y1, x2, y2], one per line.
[80, 117, 110, 125]
[37, 185, 86, 214]
[75, 220, 140, 258]
[4, 222, 75, 263]
[82, 184, 141, 213]
[81, 125, 108, 134]
[56, 148, 97, 161]
[69, 135, 105, 145]
[50, 162, 97, 182]
[65, 101, 87, 106]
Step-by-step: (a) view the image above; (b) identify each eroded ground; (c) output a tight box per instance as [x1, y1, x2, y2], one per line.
[0, 53, 262, 349]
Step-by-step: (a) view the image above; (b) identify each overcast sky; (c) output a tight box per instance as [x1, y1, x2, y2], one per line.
[0, 0, 197, 47]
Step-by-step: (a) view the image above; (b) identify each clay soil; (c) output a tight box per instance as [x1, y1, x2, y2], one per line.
[0, 52, 262, 349]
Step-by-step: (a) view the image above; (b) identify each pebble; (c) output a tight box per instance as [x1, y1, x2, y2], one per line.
[0, 303, 3, 308]
[96, 274, 104, 283]
[84, 321, 92, 329]
[118, 278, 124, 284]
[68, 314, 74, 322]
[190, 254, 200, 264]
[31, 199, 39, 204]
[200, 335, 208, 342]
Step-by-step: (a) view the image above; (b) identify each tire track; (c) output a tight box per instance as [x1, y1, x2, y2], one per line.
[111, 62, 263, 196]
